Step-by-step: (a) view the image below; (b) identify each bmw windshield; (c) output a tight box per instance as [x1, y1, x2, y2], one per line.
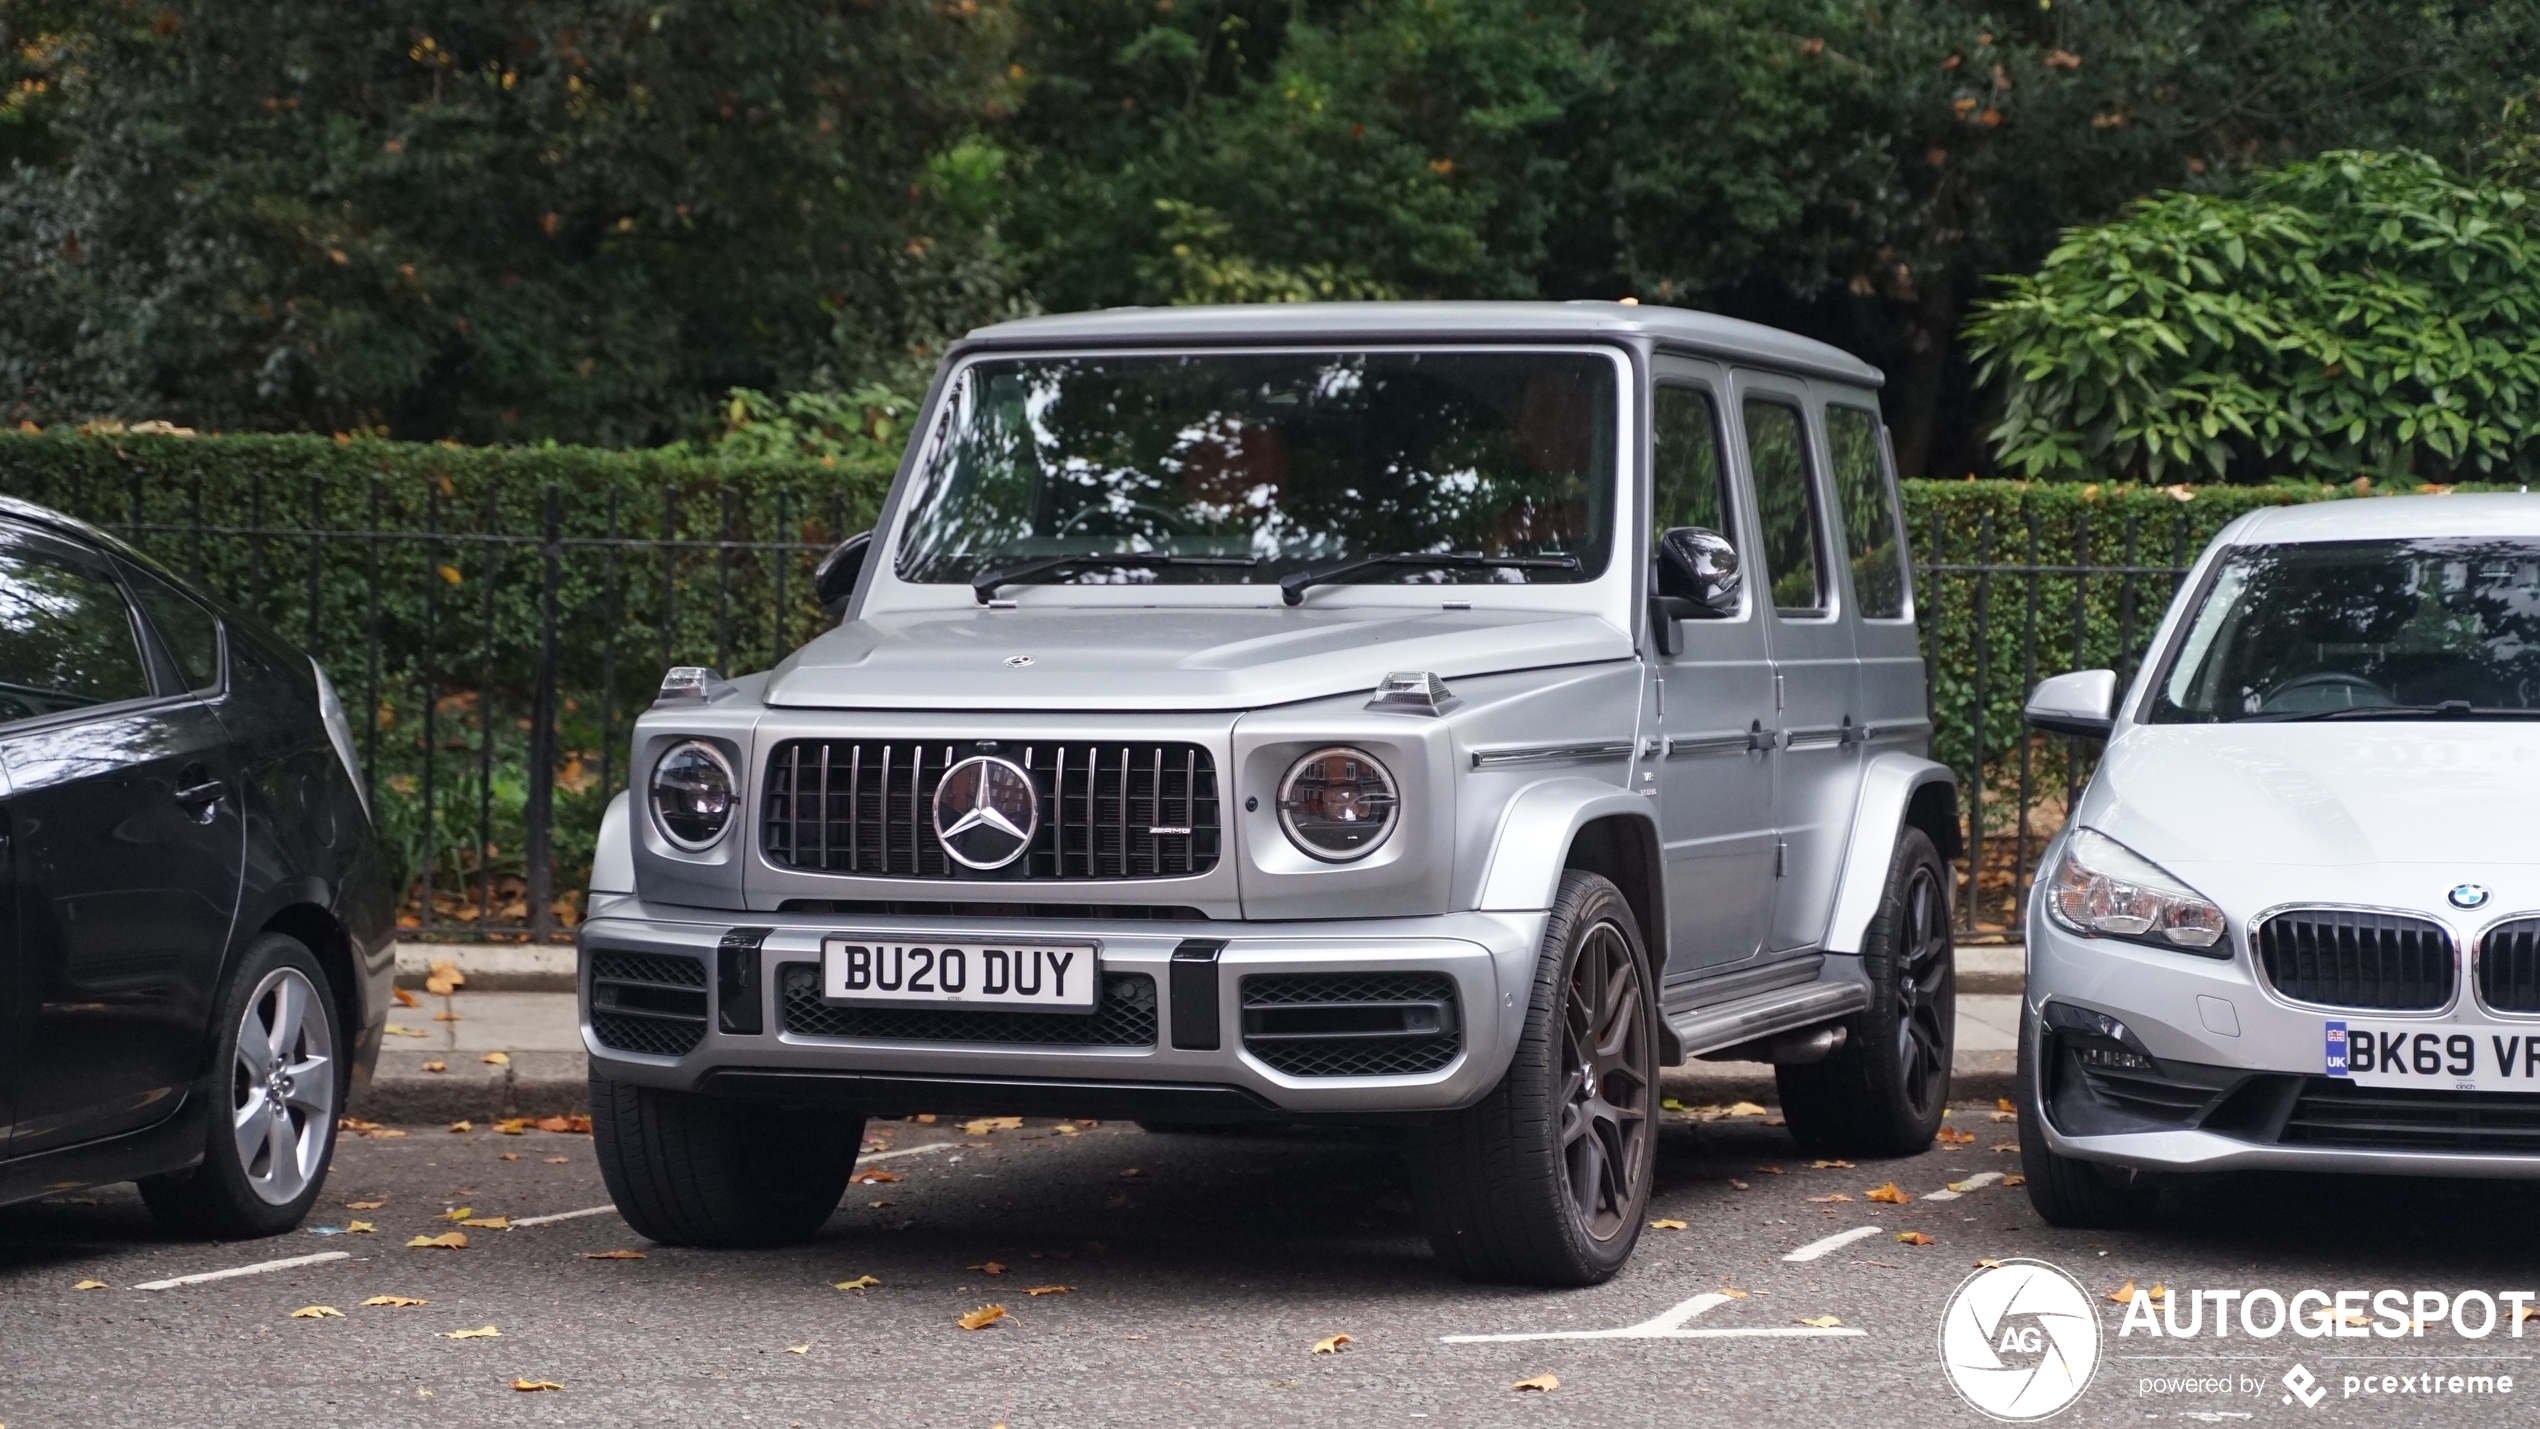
[2149, 538, 2540, 722]
[891, 350, 1618, 593]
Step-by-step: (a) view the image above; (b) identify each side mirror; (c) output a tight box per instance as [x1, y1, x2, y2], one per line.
[813, 531, 871, 621]
[1648, 526, 1740, 655]
[2025, 668, 2119, 739]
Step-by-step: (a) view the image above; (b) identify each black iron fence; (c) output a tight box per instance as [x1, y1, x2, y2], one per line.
[10, 456, 2367, 943]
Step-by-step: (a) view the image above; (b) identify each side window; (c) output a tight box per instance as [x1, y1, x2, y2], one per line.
[1741, 398, 1828, 617]
[0, 536, 152, 724]
[1825, 405, 1908, 619]
[125, 561, 224, 692]
[1652, 384, 1731, 537]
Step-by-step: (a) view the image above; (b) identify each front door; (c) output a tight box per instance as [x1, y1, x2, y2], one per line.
[1646, 363, 1778, 993]
[1734, 377, 1862, 955]
[0, 525, 243, 1155]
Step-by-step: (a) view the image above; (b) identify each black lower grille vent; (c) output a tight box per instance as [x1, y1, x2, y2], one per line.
[1240, 972, 1462, 1077]
[2255, 909, 2453, 1011]
[777, 962, 1156, 1047]
[590, 950, 708, 1057]
[2281, 1079, 2540, 1154]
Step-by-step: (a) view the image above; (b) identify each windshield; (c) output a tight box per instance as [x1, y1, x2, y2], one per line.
[892, 350, 1618, 591]
[2149, 538, 2540, 721]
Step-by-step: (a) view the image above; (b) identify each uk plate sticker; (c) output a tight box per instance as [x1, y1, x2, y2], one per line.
[2324, 1020, 2349, 1077]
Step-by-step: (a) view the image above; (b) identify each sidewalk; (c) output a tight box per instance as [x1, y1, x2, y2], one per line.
[352, 942, 2027, 1122]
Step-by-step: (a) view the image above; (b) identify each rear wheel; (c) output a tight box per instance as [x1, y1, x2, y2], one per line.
[140, 933, 342, 1239]
[590, 1077, 863, 1248]
[1777, 828, 1954, 1157]
[1414, 871, 1658, 1286]
[2017, 1006, 2161, 1229]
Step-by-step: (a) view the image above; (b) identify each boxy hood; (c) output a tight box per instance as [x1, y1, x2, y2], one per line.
[2088, 723, 2540, 871]
[762, 604, 1632, 712]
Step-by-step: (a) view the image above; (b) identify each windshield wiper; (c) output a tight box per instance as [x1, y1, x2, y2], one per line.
[971, 552, 1258, 604]
[1278, 551, 1581, 606]
[2246, 700, 2540, 723]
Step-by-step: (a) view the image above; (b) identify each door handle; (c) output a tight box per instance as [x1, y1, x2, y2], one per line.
[1745, 720, 1779, 753]
[174, 766, 225, 820]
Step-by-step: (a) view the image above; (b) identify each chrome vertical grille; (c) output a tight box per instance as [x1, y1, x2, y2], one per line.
[2253, 909, 2454, 1011]
[761, 740, 1220, 881]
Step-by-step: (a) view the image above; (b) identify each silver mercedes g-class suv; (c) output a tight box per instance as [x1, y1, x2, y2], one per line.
[579, 302, 1962, 1285]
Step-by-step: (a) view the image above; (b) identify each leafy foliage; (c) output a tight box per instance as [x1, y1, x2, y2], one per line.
[1967, 151, 2540, 483]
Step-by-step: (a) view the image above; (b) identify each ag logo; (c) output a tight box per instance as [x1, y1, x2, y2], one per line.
[1938, 1258, 2102, 1421]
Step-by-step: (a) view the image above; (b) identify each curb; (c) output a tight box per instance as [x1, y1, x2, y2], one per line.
[351, 1052, 589, 1123]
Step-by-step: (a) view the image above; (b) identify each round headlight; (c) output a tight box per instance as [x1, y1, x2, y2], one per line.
[650, 741, 736, 850]
[1276, 746, 1399, 862]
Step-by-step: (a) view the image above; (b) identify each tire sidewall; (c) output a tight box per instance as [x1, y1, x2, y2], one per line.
[1527, 873, 1660, 1277]
[1858, 828, 1954, 1145]
[194, 933, 343, 1228]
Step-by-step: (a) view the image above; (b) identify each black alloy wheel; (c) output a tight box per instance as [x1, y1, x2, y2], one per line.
[1559, 916, 1656, 1242]
[1778, 827, 1956, 1157]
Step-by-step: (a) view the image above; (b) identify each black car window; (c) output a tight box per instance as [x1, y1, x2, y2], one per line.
[0, 536, 152, 723]
[1742, 398, 1828, 616]
[1824, 404, 1907, 619]
[124, 560, 223, 692]
[1652, 384, 1731, 539]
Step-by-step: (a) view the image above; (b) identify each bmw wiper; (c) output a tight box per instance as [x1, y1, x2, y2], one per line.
[971, 552, 1258, 604]
[1278, 551, 1581, 606]
[2246, 700, 2540, 723]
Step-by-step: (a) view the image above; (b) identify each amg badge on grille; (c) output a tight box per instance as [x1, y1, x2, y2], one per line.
[2450, 883, 2492, 910]
[932, 755, 1039, 869]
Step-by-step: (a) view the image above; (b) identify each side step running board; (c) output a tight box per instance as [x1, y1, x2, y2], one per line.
[1668, 982, 1869, 1062]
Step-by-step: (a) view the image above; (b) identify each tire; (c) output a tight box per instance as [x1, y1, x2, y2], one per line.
[1413, 871, 1659, 1287]
[2017, 1005, 2161, 1229]
[140, 933, 344, 1239]
[590, 1076, 863, 1248]
[1776, 827, 1955, 1158]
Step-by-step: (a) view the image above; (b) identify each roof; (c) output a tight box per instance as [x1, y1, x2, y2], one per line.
[959, 301, 1885, 388]
[0, 492, 122, 550]
[2231, 492, 2540, 543]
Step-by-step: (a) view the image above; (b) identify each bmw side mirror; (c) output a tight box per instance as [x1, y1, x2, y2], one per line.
[1648, 526, 1740, 654]
[2025, 668, 2118, 739]
[813, 531, 871, 622]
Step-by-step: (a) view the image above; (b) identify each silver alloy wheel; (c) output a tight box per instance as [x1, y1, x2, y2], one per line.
[230, 967, 335, 1205]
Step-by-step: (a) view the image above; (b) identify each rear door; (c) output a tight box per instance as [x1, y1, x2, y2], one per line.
[1821, 397, 1926, 756]
[1645, 360, 1778, 990]
[0, 524, 243, 1156]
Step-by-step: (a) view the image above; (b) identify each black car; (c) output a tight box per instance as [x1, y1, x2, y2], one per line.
[0, 495, 393, 1237]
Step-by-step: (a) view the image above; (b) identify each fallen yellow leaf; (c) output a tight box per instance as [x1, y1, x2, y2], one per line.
[1973, 1259, 2003, 1269]
[960, 1116, 1025, 1135]
[958, 1304, 1008, 1331]
[1728, 1178, 1751, 1190]
[346, 1200, 385, 1210]
[499, 1153, 520, 1161]
[2521, 1305, 2540, 1324]
[444, 1325, 500, 1339]
[1648, 1218, 1687, 1230]
[1810, 1159, 1853, 1169]
[2001, 1175, 2026, 1187]
[867, 1199, 895, 1209]
[1310, 1334, 1350, 1355]
[1897, 1231, 1935, 1246]
[833, 1275, 879, 1290]
[2149, 1282, 2167, 1302]
[421, 1061, 447, 1073]
[288, 1305, 343, 1319]
[437, 1206, 473, 1221]
[851, 1170, 901, 1184]
[407, 1232, 468, 1250]
[544, 1156, 569, 1164]
[361, 1296, 429, 1307]
[449, 1121, 473, 1133]
[394, 987, 421, 1008]
[1756, 1165, 1785, 1175]
[481, 1051, 510, 1065]
[1025, 1285, 1072, 1296]
[582, 1250, 646, 1260]
[1724, 1101, 1768, 1117]
[1118, 1167, 1140, 1178]
[971, 1262, 1007, 1274]
[459, 1216, 509, 1229]
[2108, 1279, 2136, 1303]
[1512, 1374, 1559, 1393]
[1718, 1287, 1749, 1298]
[496, 1118, 530, 1135]
[786, 1344, 810, 1354]
[1794, 1315, 1843, 1328]
[346, 1221, 376, 1233]
[1996, 1097, 2016, 1113]
[72, 1280, 107, 1291]
[1936, 1127, 1977, 1145]
[1993, 1143, 2020, 1153]
[1866, 1182, 1910, 1204]
[1054, 1123, 1081, 1135]
[1808, 1194, 1852, 1204]
[510, 1379, 562, 1392]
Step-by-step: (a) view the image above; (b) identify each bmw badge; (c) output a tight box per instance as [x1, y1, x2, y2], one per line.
[2450, 883, 2492, 910]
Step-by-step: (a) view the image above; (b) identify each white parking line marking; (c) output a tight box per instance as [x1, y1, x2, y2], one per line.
[133, 1250, 350, 1291]
[1923, 1171, 2004, 1202]
[1783, 1224, 1882, 1262]
[504, 1143, 955, 1231]
[1443, 1292, 1865, 1343]
[857, 1142, 960, 1166]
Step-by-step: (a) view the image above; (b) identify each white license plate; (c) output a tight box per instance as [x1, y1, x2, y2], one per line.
[821, 937, 1098, 1011]
[2328, 1019, 2540, 1092]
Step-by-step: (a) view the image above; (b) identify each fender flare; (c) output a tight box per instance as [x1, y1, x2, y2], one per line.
[1820, 752, 1961, 955]
[1475, 778, 1670, 1049]
[589, 789, 636, 896]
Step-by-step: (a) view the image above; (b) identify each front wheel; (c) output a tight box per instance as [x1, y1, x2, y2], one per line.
[591, 1077, 863, 1248]
[1414, 871, 1659, 1286]
[1777, 827, 1955, 1157]
[140, 933, 343, 1239]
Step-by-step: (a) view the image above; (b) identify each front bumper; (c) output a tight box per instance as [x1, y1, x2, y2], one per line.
[577, 899, 1547, 1118]
[2026, 905, 2540, 1179]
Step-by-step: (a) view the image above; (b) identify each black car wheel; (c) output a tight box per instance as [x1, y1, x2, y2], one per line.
[1415, 870, 1657, 1286]
[591, 1076, 864, 1248]
[139, 933, 343, 1238]
[1778, 827, 1955, 1157]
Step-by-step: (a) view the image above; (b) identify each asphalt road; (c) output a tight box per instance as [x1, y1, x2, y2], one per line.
[7, 1104, 2540, 1429]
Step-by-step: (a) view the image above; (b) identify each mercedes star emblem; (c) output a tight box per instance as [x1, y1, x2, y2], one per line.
[932, 755, 1039, 869]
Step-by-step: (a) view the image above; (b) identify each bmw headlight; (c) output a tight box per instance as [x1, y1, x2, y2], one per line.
[1276, 747, 1398, 861]
[2044, 828, 2226, 953]
[650, 741, 737, 851]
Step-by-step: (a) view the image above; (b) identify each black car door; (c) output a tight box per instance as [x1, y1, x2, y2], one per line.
[0, 523, 244, 1157]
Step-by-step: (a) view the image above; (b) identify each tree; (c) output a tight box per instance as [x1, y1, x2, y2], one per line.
[0, 1, 1013, 445]
[1965, 149, 2540, 485]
